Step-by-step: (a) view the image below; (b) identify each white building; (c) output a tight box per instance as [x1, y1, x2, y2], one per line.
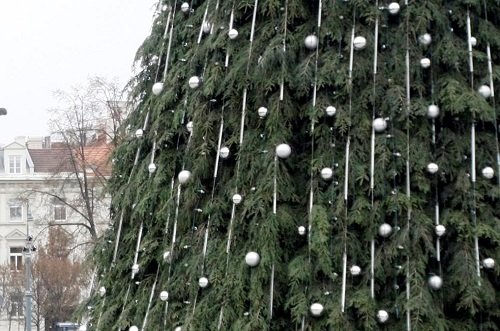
[0, 136, 111, 330]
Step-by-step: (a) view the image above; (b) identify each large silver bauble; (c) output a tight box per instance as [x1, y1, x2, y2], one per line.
[152, 82, 164, 95]
[373, 118, 387, 132]
[245, 252, 260, 267]
[353, 36, 367, 50]
[481, 166, 494, 179]
[377, 310, 389, 323]
[435, 224, 446, 237]
[304, 35, 319, 50]
[426, 162, 439, 174]
[378, 223, 393, 238]
[178, 170, 192, 184]
[427, 104, 440, 119]
[310, 303, 324, 317]
[276, 144, 292, 159]
[428, 275, 443, 290]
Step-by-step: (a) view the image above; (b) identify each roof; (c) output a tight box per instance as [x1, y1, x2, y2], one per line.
[28, 148, 74, 173]
[83, 145, 113, 176]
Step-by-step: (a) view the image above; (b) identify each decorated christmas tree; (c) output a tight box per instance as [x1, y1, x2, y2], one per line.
[85, 1, 500, 330]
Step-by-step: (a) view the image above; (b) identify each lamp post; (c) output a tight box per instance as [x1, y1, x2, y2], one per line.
[0, 108, 6, 116]
[24, 207, 35, 331]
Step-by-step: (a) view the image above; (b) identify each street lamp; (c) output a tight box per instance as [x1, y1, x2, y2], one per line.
[24, 205, 35, 331]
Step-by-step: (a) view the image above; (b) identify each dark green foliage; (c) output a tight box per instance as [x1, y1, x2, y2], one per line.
[86, 0, 499, 330]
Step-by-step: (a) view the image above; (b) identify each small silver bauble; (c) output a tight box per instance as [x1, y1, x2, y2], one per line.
[78, 325, 87, 331]
[304, 35, 319, 50]
[276, 143, 292, 158]
[325, 106, 337, 116]
[178, 170, 192, 184]
[174, 327, 182, 331]
[353, 36, 367, 50]
[378, 223, 393, 238]
[202, 22, 211, 34]
[427, 104, 440, 118]
[148, 163, 157, 174]
[163, 251, 172, 263]
[483, 258, 495, 269]
[186, 121, 194, 133]
[377, 310, 389, 323]
[152, 82, 164, 95]
[418, 33, 432, 46]
[298, 226, 306, 236]
[220, 146, 230, 159]
[320, 167, 333, 180]
[481, 166, 494, 179]
[373, 117, 387, 132]
[258, 106, 268, 118]
[129, 326, 139, 331]
[150, 55, 159, 63]
[470, 36, 477, 47]
[435, 224, 446, 237]
[198, 277, 209, 288]
[428, 275, 443, 290]
[232, 194, 243, 205]
[388, 2, 400, 15]
[245, 251, 260, 267]
[159, 290, 169, 301]
[228, 28, 239, 39]
[98, 286, 106, 297]
[188, 76, 201, 89]
[310, 303, 324, 317]
[350, 265, 361, 276]
[426, 162, 439, 174]
[135, 129, 144, 138]
[478, 85, 492, 98]
[131, 263, 139, 274]
[420, 58, 431, 68]
[180, 2, 189, 12]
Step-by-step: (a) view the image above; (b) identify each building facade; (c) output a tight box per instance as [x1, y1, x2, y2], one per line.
[0, 136, 111, 330]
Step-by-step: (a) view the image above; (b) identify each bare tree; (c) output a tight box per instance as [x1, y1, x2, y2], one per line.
[31, 227, 88, 330]
[0, 265, 25, 331]
[23, 76, 125, 242]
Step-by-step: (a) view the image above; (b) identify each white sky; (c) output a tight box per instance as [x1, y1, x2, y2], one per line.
[0, 0, 157, 145]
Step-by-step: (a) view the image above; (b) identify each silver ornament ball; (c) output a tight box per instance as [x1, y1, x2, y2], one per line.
[470, 36, 477, 47]
[420, 58, 431, 69]
[220, 146, 230, 159]
[373, 117, 387, 132]
[478, 85, 492, 98]
[180, 2, 189, 12]
[258, 106, 268, 118]
[152, 82, 164, 95]
[163, 251, 172, 263]
[276, 143, 292, 159]
[304, 35, 319, 50]
[483, 258, 495, 269]
[99, 286, 106, 297]
[298, 226, 306, 236]
[427, 104, 440, 119]
[378, 223, 393, 238]
[481, 166, 494, 179]
[325, 106, 337, 116]
[178, 170, 192, 184]
[228, 28, 239, 39]
[188, 76, 201, 89]
[78, 325, 87, 331]
[232, 194, 243, 205]
[428, 275, 443, 290]
[353, 36, 367, 50]
[388, 2, 400, 15]
[129, 327, 138, 331]
[135, 129, 144, 138]
[377, 310, 389, 323]
[245, 251, 260, 267]
[202, 22, 211, 34]
[418, 33, 432, 46]
[148, 163, 157, 174]
[131, 263, 140, 274]
[426, 162, 439, 174]
[198, 277, 209, 288]
[320, 167, 333, 180]
[350, 265, 362, 276]
[159, 290, 169, 301]
[186, 121, 194, 133]
[310, 303, 324, 317]
[435, 224, 446, 237]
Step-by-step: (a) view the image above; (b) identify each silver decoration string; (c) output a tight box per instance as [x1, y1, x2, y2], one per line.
[404, 2, 411, 329]
[466, 9, 481, 281]
[369, 0, 379, 301]
[341, 20, 355, 314]
[140, 268, 160, 331]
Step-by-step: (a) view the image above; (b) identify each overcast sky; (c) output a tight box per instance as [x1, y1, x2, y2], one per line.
[0, 0, 156, 145]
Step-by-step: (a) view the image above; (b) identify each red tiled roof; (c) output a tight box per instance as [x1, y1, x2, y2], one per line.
[28, 144, 112, 176]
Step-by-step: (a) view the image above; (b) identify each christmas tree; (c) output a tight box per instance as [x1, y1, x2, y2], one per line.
[86, 1, 500, 330]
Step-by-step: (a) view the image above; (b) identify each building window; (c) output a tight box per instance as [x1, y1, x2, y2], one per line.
[9, 155, 21, 174]
[10, 292, 23, 318]
[54, 205, 66, 221]
[9, 205, 22, 221]
[9, 247, 23, 272]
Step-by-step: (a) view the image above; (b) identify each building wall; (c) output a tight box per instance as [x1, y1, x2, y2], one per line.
[0, 142, 110, 330]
